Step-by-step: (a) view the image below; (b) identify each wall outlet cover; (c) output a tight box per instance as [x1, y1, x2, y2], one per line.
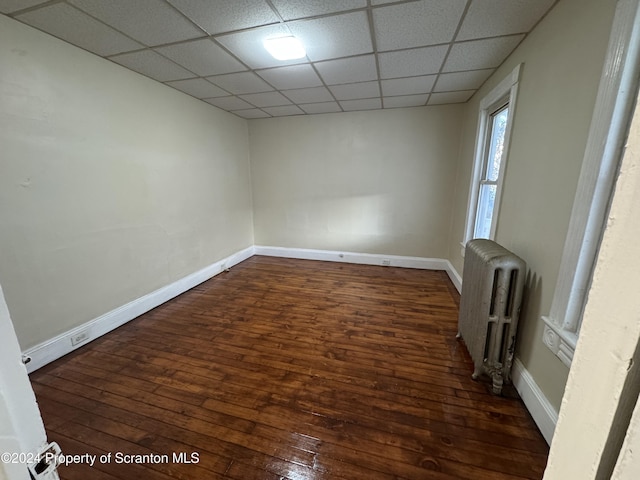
[70, 330, 89, 346]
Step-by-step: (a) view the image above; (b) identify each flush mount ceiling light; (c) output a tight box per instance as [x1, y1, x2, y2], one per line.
[263, 36, 306, 61]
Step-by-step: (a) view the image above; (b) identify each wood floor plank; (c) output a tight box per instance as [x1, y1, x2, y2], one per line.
[31, 256, 548, 479]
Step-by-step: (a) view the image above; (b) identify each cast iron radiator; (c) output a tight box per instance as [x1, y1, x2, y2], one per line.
[457, 239, 526, 394]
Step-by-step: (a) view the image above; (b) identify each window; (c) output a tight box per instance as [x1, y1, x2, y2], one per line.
[474, 104, 509, 239]
[462, 65, 521, 250]
[541, 0, 640, 367]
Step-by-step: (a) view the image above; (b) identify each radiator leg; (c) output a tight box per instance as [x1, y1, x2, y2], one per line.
[491, 371, 504, 395]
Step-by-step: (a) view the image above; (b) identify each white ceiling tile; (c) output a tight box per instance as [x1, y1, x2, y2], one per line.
[434, 69, 494, 92]
[217, 24, 306, 69]
[205, 96, 255, 110]
[329, 82, 380, 101]
[15, 0, 553, 117]
[428, 90, 475, 105]
[381, 76, 436, 96]
[288, 12, 372, 62]
[233, 109, 271, 119]
[109, 50, 194, 82]
[314, 55, 377, 85]
[167, 0, 279, 35]
[239, 91, 292, 107]
[299, 102, 342, 114]
[378, 45, 448, 79]
[15, 3, 143, 56]
[444, 35, 524, 72]
[383, 95, 429, 108]
[207, 71, 273, 94]
[340, 98, 382, 111]
[270, 0, 366, 20]
[155, 39, 245, 76]
[69, 0, 203, 46]
[257, 64, 322, 90]
[458, 0, 556, 41]
[165, 78, 228, 98]
[262, 105, 305, 117]
[281, 87, 334, 104]
[0, 0, 48, 14]
[373, 0, 467, 51]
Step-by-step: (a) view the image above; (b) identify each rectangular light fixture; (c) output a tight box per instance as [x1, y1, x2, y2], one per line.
[263, 36, 306, 61]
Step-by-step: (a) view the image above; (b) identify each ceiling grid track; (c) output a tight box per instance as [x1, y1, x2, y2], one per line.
[2, 0, 558, 118]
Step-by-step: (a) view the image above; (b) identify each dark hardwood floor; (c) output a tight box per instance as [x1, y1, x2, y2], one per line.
[30, 256, 548, 480]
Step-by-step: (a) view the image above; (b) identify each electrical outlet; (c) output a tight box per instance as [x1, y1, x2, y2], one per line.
[382, 259, 391, 266]
[71, 329, 89, 346]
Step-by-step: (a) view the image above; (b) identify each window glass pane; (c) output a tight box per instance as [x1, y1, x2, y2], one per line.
[486, 106, 509, 181]
[474, 184, 497, 239]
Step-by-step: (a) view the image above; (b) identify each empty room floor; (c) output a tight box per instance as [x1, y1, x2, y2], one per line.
[30, 256, 548, 479]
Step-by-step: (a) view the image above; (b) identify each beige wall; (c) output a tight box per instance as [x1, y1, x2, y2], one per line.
[447, 0, 617, 410]
[249, 106, 464, 257]
[0, 16, 254, 350]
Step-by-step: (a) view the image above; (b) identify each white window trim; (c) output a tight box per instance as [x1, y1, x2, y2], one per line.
[541, 0, 640, 367]
[461, 64, 522, 256]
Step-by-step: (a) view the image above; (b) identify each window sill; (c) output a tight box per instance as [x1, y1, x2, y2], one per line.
[541, 316, 577, 368]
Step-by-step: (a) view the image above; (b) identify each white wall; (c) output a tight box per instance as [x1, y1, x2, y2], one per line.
[447, 0, 617, 412]
[0, 15, 254, 350]
[249, 106, 464, 258]
[0, 286, 47, 480]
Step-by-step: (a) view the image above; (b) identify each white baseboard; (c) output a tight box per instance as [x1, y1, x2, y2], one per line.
[254, 245, 453, 270]
[444, 261, 462, 293]
[255, 246, 463, 295]
[255, 245, 463, 294]
[511, 357, 558, 445]
[23, 246, 255, 373]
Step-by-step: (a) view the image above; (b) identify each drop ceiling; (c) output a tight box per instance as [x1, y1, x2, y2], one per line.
[2, 0, 557, 118]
